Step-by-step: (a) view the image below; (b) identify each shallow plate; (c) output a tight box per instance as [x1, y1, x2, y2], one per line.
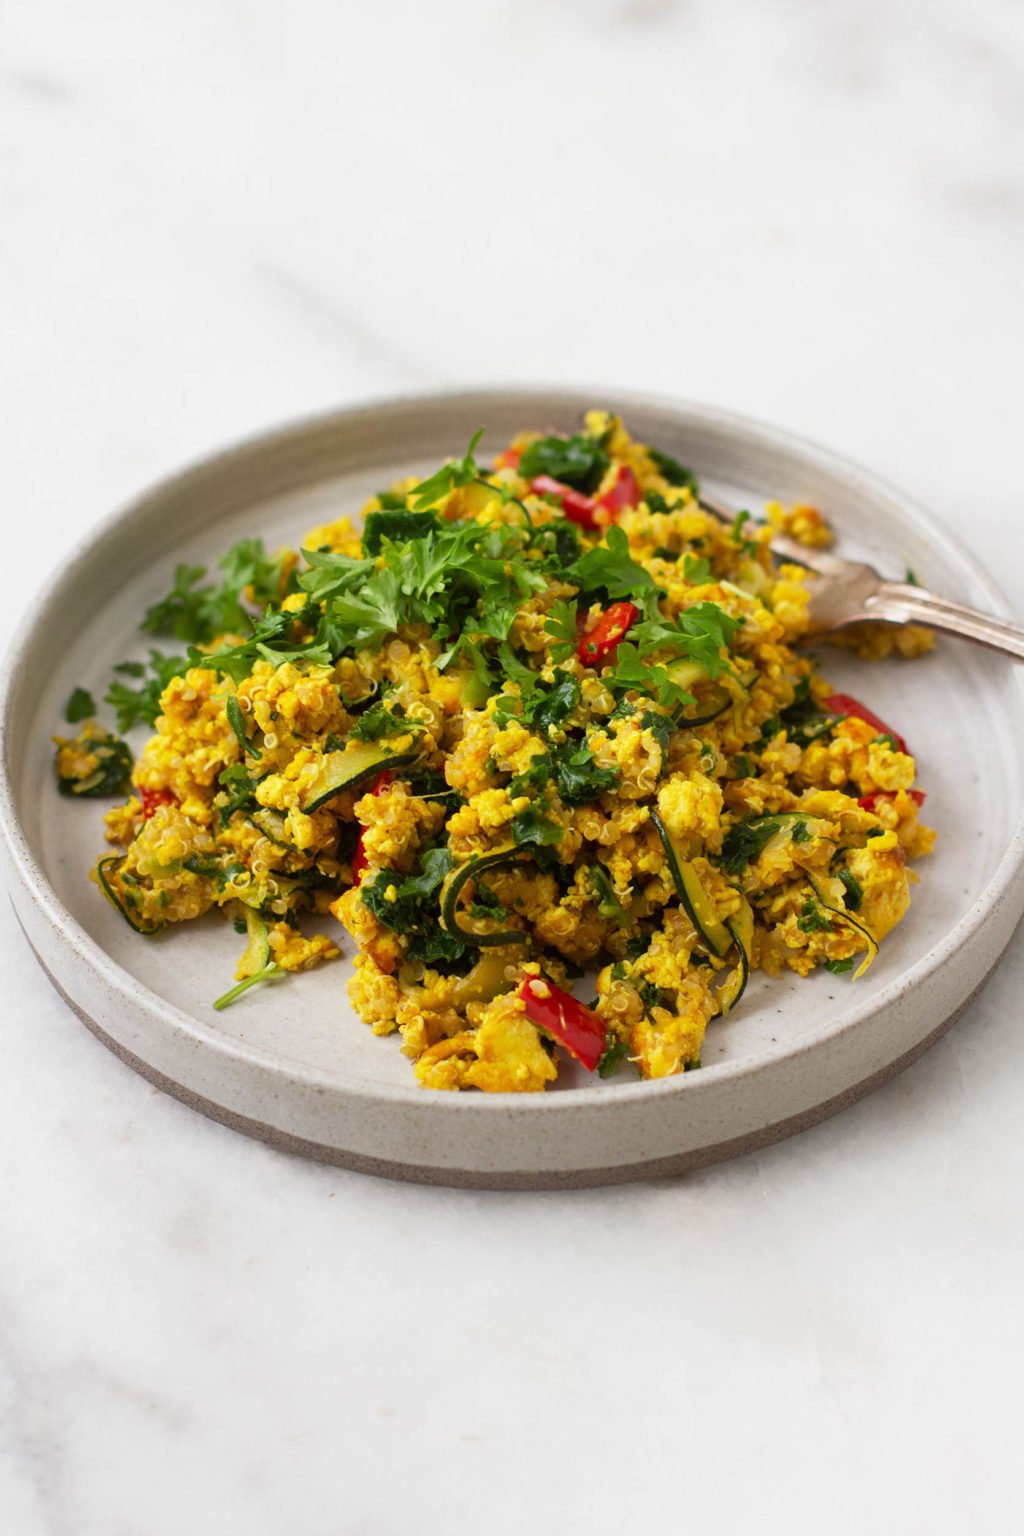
[3, 388, 1023, 1188]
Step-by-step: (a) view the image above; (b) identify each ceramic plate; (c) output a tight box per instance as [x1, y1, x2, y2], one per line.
[3, 389, 1023, 1188]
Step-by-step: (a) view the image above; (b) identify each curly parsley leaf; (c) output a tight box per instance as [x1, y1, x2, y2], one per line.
[544, 599, 579, 662]
[568, 525, 658, 604]
[105, 649, 188, 730]
[408, 429, 485, 510]
[350, 703, 422, 742]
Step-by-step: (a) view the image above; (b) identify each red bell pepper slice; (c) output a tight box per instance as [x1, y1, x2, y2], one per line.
[530, 474, 600, 528]
[596, 464, 640, 516]
[351, 770, 393, 883]
[139, 787, 176, 820]
[493, 448, 521, 471]
[823, 693, 908, 755]
[518, 977, 608, 1071]
[857, 789, 926, 812]
[577, 601, 640, 667]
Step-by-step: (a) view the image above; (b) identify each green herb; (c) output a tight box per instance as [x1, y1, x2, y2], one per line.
[216, 764, 260, 825]
[875, 732, 900, 752]
[730, 510, 758, 554]
[630, 604, 741, 678]
[606, 645, 696, 715]
[105, 650, 188, 731]
[905, 567, 920, 587]
[720, 814, 810, 875]
[639, 709, 673, 754]
[362, 846, 468, 968]
[64, 687, 97, 723]
[142, 539, 289, 647]
[597, 1037, 630, 1078]
[637, 980, 663, 1011]
[837, 868, 863, 911]
[55, 729, 133, 798]
[213, 964, 286, 1011]
[351, 704, 421, 742]
[552, 744, 618, 805]
[519, 432, 610, 493]
[824, 957, 855, 975]
[731, 753, 753, 779]
[361, 508, 441, 557]
[226, 694, 260, 758]
[567, 524, 658, 604]
[797, 899, 833, 934]
[648, 447, 698, 491]
[544, 599, 579, 662]
[511, 804, 563, 853]
[408, 429, 485, 510]
[682, 553, 713, 584]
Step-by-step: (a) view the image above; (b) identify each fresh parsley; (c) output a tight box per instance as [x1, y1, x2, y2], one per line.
[65, 686, 96, 723]
[519, 433, 610, 493]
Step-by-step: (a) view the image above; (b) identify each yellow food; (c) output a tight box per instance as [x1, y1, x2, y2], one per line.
[71, 411, 935, 1090]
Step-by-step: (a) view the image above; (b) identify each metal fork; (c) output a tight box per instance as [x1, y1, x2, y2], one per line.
[698, 494, 1024, 661]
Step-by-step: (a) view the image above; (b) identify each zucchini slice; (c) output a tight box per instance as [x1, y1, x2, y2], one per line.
[718, 895, 755, 1013]
[439, 846, 532, 948]
[806, 876, 879, 978]
[247, 808, 293, 848]
[449, 951, 517, 1008]
[95, 855, 164, 936]
[236, 905, 273, 977]
[651, 809, 732, 958]
[301, 743, 416, 813]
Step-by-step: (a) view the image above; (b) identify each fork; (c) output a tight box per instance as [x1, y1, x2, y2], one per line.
[698, 494, 1024, 661]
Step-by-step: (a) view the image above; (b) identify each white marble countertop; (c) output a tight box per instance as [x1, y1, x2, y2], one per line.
[3, 2, 1023, 1531]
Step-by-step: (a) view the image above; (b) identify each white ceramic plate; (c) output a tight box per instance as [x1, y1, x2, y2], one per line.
[3, 389, 1023, 1188]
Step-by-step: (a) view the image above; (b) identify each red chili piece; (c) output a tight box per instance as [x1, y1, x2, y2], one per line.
[823, 693, 908, 755]
[351, 770, 393, 883]
[857, 789, 926, 812]
[529, 474, 600, 528]
[576, 601, 640, 667]
[517, 977, 608, 1072]
[139, 787, 176, 820]
[596, 464, 640, 516]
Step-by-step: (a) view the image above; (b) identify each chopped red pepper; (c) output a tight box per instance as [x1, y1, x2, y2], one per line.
[493, 448, 521, 470]
[577, 601, 640, 667]
[823, 693, 908, 755]
[857, 789, 926, 812]
[351, 770, 393, 883]
[596, 464, 640, 516]
[139, 787, 176, 820]
[529, 474, 600, 528]
[517, 976, 608, 1071]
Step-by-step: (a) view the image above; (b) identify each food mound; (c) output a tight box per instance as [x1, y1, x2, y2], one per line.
[57, 411, 935, 1091]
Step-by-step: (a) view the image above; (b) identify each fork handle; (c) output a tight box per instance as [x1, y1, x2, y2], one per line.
[865, 582, 1024, 661]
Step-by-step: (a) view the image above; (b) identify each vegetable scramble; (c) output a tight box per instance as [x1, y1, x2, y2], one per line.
[57, 411, 935, 1090]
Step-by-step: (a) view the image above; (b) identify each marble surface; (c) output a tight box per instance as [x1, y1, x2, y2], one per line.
[2, 1, 1023, 1530]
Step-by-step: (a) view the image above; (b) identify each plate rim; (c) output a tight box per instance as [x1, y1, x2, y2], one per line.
[2, 383, 1023, 1120]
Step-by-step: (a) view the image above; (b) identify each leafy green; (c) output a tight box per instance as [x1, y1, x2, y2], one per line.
[216, 764, 260, 825]
[720, 815, 808, 875]
[824, 957, 855, 975]
[141, 540, 289, 646]
[362, 846, 469, 968]
[361, 508, 441, 557]
[55, 729, 133, 798]
[630, 603, 741, 679]
[544, 599, 579, 663]
[65, 687, 96, 723]
[226, 694, 260, 758]
[551, 744, 618, 804]
[351, 704, 421, 742]
[797, 899, 833, 934]
[105, 650, 187, 731]
[837, 868, 863, 911]
[567, 525, 658, 604]
[648, 447, 698, 491]
[682, 553, 712, 584]
[511, 804, 563, 853]
[590, 865, 629, 924]
[606, 645, 696, 715]
[408, 429, 485, 510]
[519, 433, 610, 493]
[597, 1037, 630, 1078]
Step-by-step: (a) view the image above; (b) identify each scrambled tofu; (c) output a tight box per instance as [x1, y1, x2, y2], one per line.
[68, 410, 935, 1089]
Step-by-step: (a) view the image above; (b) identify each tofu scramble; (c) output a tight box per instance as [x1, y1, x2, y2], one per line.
[56, 412, 935, 1092]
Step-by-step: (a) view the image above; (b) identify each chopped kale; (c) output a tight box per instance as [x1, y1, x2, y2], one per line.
[648, 446, 699, 492]
[518, 432, 610, 493]
[351, 703, 420, 742]
[797, 899, 833, 934]
[361, 508, 441, 557]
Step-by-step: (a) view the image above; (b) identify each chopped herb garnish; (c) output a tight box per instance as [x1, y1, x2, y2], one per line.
[837, 868, 863, 911]
[648, 447, 698, 491]
[65, 687, 96, 723]
[519, 432, 610, 493]
[824, 957, 855, 975]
